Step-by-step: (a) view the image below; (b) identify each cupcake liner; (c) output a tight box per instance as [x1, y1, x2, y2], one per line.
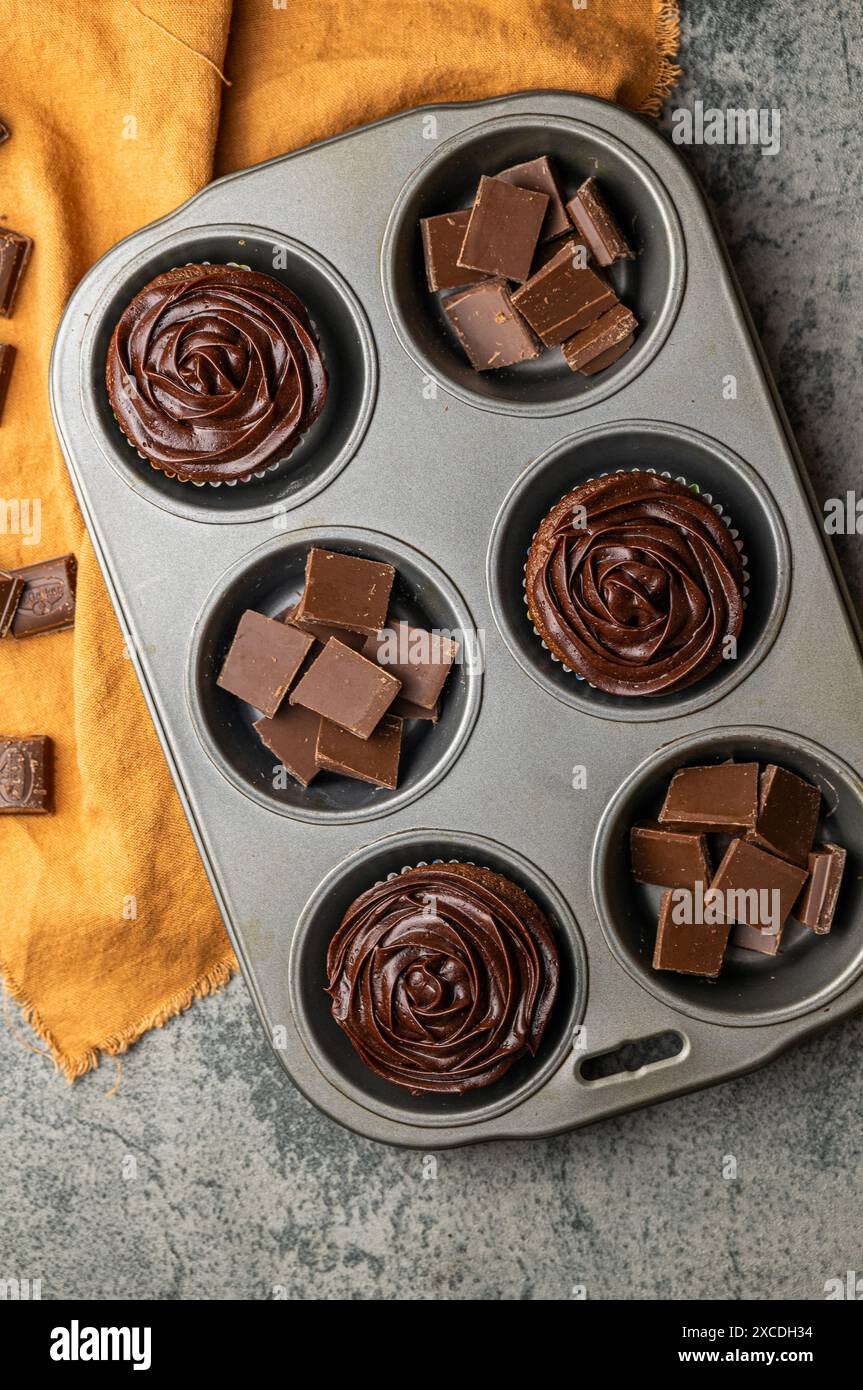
[373, 860, 547, 918]
[110, 261, 326, 488]
[377, 857, 473, 886]
[522, 467, 750, 686]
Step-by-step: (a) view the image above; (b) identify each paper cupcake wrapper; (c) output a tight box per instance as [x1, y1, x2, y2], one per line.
[376, 858, 472, 887]
[522, 467, 750, 685]
[111, 261, 325, 488]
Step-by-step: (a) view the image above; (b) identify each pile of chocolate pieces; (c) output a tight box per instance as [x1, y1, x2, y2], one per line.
[421, 157, 637, 375]
[217, 548, 457, 791]
[629, 761, 847, 977]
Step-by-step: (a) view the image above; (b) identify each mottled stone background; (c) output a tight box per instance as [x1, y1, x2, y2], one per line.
[2, 0, 861, 1301]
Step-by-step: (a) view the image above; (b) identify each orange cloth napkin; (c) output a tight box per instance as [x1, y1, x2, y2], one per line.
[0, 0, 679, 1080]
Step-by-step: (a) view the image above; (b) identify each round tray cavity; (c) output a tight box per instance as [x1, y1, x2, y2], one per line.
[486, 420, 790, 722]
[289, 829, 587, 1127]
[80, 225, 376, 524]
[186, 528, 481, 823]
[592, 726, 863, 1027]
[381, 114, 685, 417]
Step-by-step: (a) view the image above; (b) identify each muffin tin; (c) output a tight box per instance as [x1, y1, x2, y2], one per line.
[50, 93, 863, 1146]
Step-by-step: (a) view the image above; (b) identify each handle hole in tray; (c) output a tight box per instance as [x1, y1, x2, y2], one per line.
[381, 115, 684, 416]
[186, 528, 481, 824]
[288, 829, 588, 1128]
[578, 1030, 685, 1084]
[487, 420, 790, 722]
[592, 726, 863, 1027]
[81, 226, 376, 524]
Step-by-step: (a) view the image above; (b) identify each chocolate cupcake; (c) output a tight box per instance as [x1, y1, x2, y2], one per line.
[525, 472, 745, 697]
[106, 264, 328, 484]
[326, 862, 560, 1095]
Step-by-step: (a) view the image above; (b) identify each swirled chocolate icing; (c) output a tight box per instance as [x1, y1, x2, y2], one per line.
[106, 264, 327, 483]
[525, 472, 745, 697]
[327, 863, 560, 1095]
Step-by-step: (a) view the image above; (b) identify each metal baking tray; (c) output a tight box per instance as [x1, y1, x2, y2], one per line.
[50, 92, 863, 1147]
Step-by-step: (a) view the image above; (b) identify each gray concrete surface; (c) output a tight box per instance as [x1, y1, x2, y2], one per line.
[2, 0, 861, 1301]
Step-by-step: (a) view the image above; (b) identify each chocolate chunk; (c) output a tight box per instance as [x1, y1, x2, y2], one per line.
[457, 175, 548, 282]
[528, 233, 594, 276]
[217, 610, 312, 716]
[9, 553, 77, 637]
[278, 603, 366, 652]
[510, 239, 618, 347]
[0, 342, 16, 422]
[795, 843, 846, 934]
[0, 569, 23, 637]
[0, 121, 9, 145]
[653, 889, 730, 977]
[0, 735, 53, 814]
[496, 156, 571, 241]
[731, 921, 785, 956]
[659, 763, 759, 833]
[708, 839, 807, 932]
[290, 637, 400, 738]
[580, 332, 636, 376]
[566, 178, 634, 267]
[293, 548, 395, 637]
[443, 277, 542, 370]
[745, 764, 821, 867]
[390, 696, 440, 722]
[254, 702, 322, 788]
[630, 821, 712, 889]
[362, 621, 456, 708]
[316, 713, 403, 789]
[561, 303, 638, 373]
[0, 226, 34, 317]
[420, 210, 490, 292]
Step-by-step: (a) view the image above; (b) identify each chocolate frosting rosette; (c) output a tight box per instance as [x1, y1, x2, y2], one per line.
[326, 863, 560, 1095]
[106, 264, 328, 483]
[525, 471, 745, 697]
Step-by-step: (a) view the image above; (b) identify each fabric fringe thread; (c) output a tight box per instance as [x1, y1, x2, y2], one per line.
[1, 954, 236, 1083]
[640, 0, 683, 117]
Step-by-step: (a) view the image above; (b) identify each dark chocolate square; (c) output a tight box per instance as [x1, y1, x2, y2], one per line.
[496, 155, 571, 241]
[745, 764, 821, 866]
[420, 210, 490, 292]
[254, 702, 322, 788]
[457, 175, 548, 282]
[709, 839, 808, 931]
[0, 342, 17, 422]
[511, 238, 618, 347]
[0, 735, 53, 814]
[9, 553, 77, 637]
[0, 225, 33, 317]
[652, 889, 729, 977]
[316, 713, 403, 789]
[217, 610, 312, 716]
[630, 821, 712, 890]
[0, 569, 23, 638]
[659, 763, 759, 833]
[578, 332, 636, 376]
[566, 178, 634, 267]
[293, 548, 395, 637]
[362, 621, 457, 709]
[443, 278, 542, 371]
[731, 922, 785, 956]
[290, 638, 401, 738]
[561, 302, 638, 372]
[795, 843, 846, 934]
